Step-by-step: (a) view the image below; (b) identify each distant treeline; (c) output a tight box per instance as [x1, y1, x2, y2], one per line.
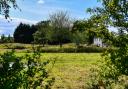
[2, 11, 113, 48]
[0, 34, 13, 43]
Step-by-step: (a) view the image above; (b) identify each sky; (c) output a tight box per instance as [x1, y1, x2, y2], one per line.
[0, 0, 102, 36]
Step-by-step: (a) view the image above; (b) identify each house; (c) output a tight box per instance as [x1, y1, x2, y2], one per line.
[93, 37, 106, 47]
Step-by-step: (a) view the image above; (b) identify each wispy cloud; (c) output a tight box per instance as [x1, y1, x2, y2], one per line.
[37, 0, 45, 4]
[0, 0, 101, 36]
[0, 15, 37, 36]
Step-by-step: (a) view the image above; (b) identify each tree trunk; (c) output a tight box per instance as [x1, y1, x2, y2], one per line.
[41, 41, 45, 47]
[43, 42, 45, 47]
[76, 43, 80, 48]
[60, 42, 62, 48]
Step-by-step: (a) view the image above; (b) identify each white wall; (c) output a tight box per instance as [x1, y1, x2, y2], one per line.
[93, 37, 103, 47]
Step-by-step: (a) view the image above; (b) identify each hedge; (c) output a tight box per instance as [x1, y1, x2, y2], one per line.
[40, 46, 107, 53]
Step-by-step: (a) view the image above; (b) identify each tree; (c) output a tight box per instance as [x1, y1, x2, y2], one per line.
[86, 15, 110, 45]
[87, 0, 128, 88]
[49, 11, 72, 47]
[0, 34, 6, 43]
[101, 0, 128, 75]
[92, 0, 128, 75]
[72, 16, 110, 45]
[51, 28, 71, 47]
[14, 23, 37, 43]
[0, 0, 18, 19]
[0, 34, 14, 43]
[72, 20, 87, 32]
[72, 31, 88, 48]
[33, 21, 51, 47]
[72, 20, 93, 45]
[6, 34, 14, 43]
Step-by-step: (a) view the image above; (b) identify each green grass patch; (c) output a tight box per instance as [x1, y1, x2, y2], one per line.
[16, 53, 101, 89]
[39, 53, 101, 89]
[0, 43, 106, 53]
[0, 43, 103, 88]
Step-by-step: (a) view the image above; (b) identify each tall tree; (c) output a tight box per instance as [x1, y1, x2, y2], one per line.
[86, 15, 110, 44]
[72, 20, 92, 44]
[87, 0, 128, 88]
[72, 15, 110, 45]
[51, 28, 71, 47]
[33, 21, 51, 47]
[14, 23, 37, 43]
[0, 34, 6, 43]
[7, 34, 13, 43]
[72, 31, 88, 47]
[49, 11, 72, 47]
[94, 0, 128, 75]
[72, 20, 87, 32]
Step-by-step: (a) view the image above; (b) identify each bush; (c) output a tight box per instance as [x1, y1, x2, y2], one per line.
[3, 43, 25, 49]
[86, 63, 128, 89]
[13, 45, 25, 49]
[0, 48, 55, 89]
[86, 48, 128, 89]
[40, 46, 106, 53]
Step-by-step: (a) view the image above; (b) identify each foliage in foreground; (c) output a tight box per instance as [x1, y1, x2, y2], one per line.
[86, 0, 128, 88]
[86, 43, 128, 88]
[0, 48, 55, 89]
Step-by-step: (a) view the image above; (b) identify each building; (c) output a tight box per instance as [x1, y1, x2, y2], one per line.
[93, 37, 105, 47]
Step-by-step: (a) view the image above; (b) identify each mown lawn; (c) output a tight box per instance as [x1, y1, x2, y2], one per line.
[40, 53, 101, 89]
[8, 50, 101, 89]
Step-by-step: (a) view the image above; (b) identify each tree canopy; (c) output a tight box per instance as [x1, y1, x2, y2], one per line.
[33, 21, 51, 47]
[0, 0, 18, 18]
[49, 11, 72, 47]
[14, 23, 37, 43]
[87, 0, 128, 88]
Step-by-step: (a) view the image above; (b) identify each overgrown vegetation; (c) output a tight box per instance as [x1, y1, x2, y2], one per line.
[11, 11, 111, 48]
[0, 47, 55, 89]
[86, 0, 128, 88]
[40, 46, 107, 53]
[0, 43, 107, 53]
[1, 0, 128, 88]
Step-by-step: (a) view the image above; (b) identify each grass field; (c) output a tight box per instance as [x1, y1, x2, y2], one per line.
[39, 53, 101, 89]
[0, 43, 102, 88]
[14, 53, 101, 89]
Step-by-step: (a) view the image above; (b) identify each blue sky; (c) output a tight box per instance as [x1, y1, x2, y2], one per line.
[0, 0, 102, 36]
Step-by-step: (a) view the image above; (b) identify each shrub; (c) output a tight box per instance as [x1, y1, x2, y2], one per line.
[86, 63, 128, 89]
[40, 46, 106, 53]
[13, 45, 25, 49]
[3, 43, 25, 49]
[0, 48, 55, 89]
[0, 50, 24, 89]
[86, 48, 128, 89]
